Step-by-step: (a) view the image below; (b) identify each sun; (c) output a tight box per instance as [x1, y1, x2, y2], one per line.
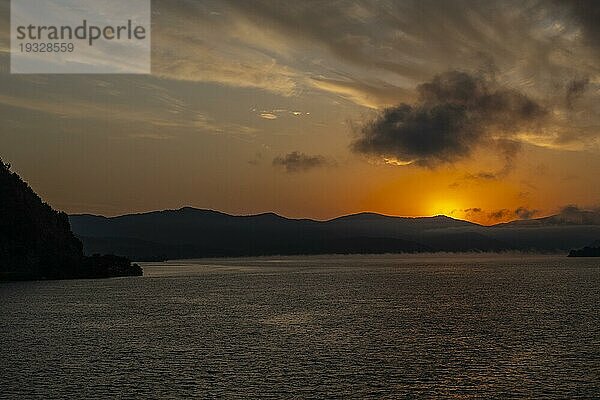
[427, 199, 463, 218]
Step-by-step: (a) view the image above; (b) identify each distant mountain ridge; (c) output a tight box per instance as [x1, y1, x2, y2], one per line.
[69, 207, 600, 260]
[494, 209, 600, 227]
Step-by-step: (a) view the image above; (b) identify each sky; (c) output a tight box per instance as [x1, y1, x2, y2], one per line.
[0, 0, 599, 225]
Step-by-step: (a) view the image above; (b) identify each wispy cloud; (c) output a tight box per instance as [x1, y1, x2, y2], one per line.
[254, 108, 310, 120]
[456, 206, 540, 223]
[259, 113, 278, 120]
[0, 91, 256, 139]
[309, 76, 412, 109]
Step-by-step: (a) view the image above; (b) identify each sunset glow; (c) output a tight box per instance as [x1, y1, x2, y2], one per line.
[0, 0, 598, 224]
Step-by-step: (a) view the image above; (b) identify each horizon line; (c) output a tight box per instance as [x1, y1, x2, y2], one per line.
[68, 206, 562, 227]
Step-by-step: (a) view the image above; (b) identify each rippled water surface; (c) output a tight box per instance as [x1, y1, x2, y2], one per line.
[1, 254, 599, 398]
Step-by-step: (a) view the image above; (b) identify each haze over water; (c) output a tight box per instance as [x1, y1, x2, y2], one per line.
[1, 254, 599, 398]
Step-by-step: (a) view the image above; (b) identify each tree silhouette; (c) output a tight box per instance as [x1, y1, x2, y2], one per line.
[0, 157, 142, 280]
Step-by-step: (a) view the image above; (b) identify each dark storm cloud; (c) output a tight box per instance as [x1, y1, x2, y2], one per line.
[566, 78, 590, 110]
[273, 152, 333, 173]
[352, 71, 546, 166]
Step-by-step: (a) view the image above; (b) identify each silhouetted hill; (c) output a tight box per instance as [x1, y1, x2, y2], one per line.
[71, 208, 487, 260]
[0, 159, 142, 280]
[568, 246, 600, 257]
[494, 208, 600, 227]
[487, 209, 600, 251]
[68, 206, 600, 260]
[567, 239, 600, 257]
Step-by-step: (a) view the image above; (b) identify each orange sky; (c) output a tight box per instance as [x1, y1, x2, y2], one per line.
[0, 1, 599, 224]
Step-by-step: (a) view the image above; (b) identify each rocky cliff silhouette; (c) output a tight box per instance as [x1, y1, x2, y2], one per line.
[0, 159, 142, 280]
